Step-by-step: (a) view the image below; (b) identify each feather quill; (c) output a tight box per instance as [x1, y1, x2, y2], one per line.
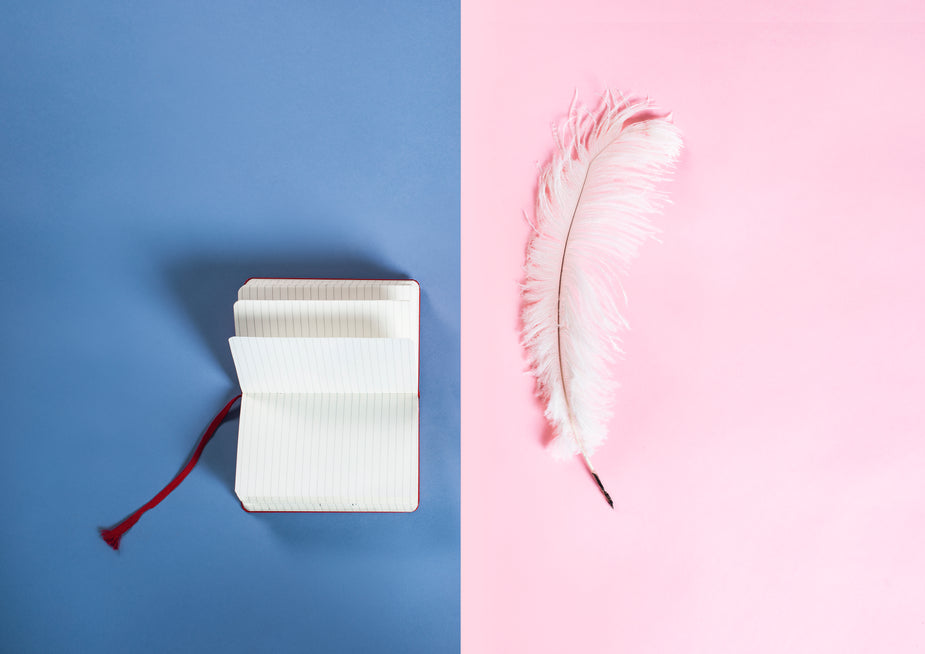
[522, 90, 682, 506]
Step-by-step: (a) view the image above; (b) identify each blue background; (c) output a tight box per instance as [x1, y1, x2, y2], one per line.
[0, 2, 459, 652]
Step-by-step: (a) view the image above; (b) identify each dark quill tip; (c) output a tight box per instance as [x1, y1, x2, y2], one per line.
[591, 472, 614, 509]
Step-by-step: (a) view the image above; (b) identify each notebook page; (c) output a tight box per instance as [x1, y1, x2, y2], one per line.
[238, 279, 418, 302]
[229, 337, 417, 394]
[234, 392, 419, 512]
[233, 300, 415, 340]
[233, 281, 419, 371]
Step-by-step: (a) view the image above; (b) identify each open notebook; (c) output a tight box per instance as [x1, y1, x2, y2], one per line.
[229, 278, 420, 512]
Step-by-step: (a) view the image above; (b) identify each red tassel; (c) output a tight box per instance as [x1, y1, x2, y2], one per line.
[99, 394, 242, 551]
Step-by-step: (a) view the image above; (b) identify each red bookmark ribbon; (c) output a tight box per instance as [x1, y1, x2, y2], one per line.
[99, 394, 242, 551]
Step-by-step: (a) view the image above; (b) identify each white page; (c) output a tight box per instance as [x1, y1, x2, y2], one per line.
[238, 278, 417, 302]
[229, 337, 417, 394]
[233, 282, 419, 371]
[234, 393, 419, 512]
[233, 300, 415, 340]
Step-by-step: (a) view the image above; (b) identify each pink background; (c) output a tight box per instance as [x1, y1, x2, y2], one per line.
[461, 2, 925, 652]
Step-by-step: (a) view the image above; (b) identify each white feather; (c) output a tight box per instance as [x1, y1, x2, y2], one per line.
[522, 90, 682, 469]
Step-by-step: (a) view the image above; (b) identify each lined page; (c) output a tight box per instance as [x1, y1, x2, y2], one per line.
[234, 393, 419, 512]
[233, 300, 415, 340]
[238, 279, 417, 302]
[229, 337, 417, 394]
